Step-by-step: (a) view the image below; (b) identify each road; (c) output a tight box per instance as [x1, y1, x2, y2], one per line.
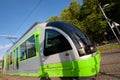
[0, 49, 120, 80]
[96, 48, 120, 80]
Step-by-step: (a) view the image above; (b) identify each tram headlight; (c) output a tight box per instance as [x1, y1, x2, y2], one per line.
[78, 48, 86, 56]
[85, 45, 97, 54]
[90, 46, 97, 53]
[78, 45, 97, 56]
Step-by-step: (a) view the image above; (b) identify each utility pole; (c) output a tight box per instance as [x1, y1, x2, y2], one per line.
[0, 35, 18, 44]
[112, 22, 120, 35]
[98, 4, 120, 44]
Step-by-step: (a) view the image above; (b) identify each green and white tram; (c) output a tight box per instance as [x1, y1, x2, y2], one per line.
[3, 21, 101, 77]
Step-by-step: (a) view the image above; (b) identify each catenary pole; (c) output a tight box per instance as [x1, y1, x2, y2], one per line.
[98, 4, 120, 44]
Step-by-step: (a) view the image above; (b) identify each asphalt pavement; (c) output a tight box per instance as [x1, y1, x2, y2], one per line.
[95, 48, 120, 80]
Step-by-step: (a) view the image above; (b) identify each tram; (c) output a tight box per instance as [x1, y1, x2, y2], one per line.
[3, 21, 101, 77]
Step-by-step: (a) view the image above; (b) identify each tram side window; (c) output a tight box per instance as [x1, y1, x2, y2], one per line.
[20, 35, 36, 61]
[20, 42, 27, 61]
[44, 29, 72, 56]
[27, 35, 36, 58]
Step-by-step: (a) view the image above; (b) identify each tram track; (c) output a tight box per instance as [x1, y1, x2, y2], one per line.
[101, 71, 120, 75]
[101, 61, 120, 65]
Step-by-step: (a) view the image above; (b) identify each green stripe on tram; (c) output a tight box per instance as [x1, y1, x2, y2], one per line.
[5, 51, 100, 77]
[39, 51, 100, 77]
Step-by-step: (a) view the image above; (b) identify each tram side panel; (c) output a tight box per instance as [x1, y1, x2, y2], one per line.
[19, 57, 40, 73]
[3, 25, 42, 76]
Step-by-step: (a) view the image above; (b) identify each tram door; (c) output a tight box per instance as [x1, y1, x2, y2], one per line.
[15, 48, 19, 70]
[13, 48, 19, 70]
[41, 28, 78, 68]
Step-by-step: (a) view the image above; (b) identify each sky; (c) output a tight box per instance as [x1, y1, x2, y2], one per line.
[0, 0, 83, 60]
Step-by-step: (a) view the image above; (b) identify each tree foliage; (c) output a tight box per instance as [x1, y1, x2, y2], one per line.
[46, 0, 120, 43]
[46, 16, 61, 22]
[99, 0, 120, 23]
[61, 0, 82, 30]
[81, 0, 107, 35]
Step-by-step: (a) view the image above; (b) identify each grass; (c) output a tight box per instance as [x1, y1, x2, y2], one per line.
[97, 43, 120, 52]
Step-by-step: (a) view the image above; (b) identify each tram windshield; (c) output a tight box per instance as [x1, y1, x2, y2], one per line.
[46, 21, 94, 55]
[46, 21, 91, 46]
[69, 25, 91, 46]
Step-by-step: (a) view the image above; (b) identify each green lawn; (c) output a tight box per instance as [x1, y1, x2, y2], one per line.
[97, 43, 120, 52]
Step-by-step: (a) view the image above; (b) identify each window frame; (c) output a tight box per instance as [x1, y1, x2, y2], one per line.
[20, 34, 37, 61]
[15, 47, 19, 69]
[9, 51, 13, 65]
[44, 27, 72, 56]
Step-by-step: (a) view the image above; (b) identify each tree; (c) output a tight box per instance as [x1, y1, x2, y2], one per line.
[46, 0, 110, 44]
[99, 0, 120, 24]
[46, 16, 61, 22]
[61, 0, 83, 30]
[81, 0, 108, 43]
[46, 0, 83, 30]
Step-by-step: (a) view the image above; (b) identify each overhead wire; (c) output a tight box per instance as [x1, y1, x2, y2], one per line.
[1, 0, 43, 58]
[11, 0, 43, 41]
